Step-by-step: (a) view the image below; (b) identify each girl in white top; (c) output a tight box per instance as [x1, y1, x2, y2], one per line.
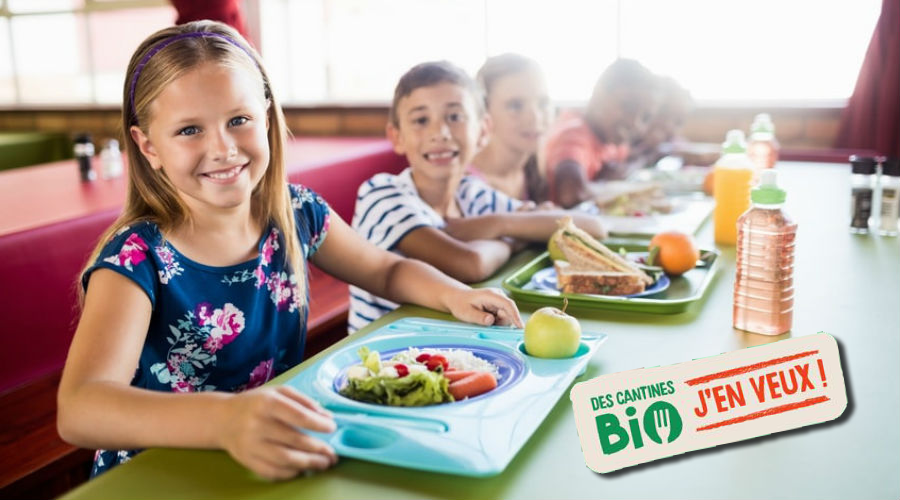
[470, 54, 553, 203]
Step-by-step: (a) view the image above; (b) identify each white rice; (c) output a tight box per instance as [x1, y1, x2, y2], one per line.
[391, 347, 499, 377]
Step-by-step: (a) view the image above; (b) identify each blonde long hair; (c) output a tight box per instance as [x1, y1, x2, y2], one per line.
[79, 21, 305, 309]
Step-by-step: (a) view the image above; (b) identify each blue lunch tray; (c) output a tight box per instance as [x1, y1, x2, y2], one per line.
[285, 317, 607, 477]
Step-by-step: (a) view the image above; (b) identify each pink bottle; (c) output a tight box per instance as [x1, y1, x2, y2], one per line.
[733, 169, 797, 335]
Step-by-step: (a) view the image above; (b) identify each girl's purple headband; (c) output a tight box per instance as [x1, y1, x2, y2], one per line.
[128, 31, 257, 124]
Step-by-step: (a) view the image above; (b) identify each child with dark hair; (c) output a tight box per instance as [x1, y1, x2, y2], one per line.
[543, 58, 660, 207]
[627, 76, 693, 169]
[350, 61, 605, 332]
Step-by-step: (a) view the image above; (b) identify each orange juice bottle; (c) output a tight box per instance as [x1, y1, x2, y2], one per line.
[713, 130, 755, 245]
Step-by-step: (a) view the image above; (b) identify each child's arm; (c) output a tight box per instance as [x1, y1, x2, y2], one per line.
[396, 227, 514, 283]
[312, 214, 522, 326]
[443, 210, 606, 243]
[552, 159, 595, 208]
[57, 270, 337, 480]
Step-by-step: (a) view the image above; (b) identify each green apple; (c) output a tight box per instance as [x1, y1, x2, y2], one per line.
[524, 305, 581, 358]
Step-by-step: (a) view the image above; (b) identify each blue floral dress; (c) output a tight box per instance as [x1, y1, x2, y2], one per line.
[82, 184, 331, 476]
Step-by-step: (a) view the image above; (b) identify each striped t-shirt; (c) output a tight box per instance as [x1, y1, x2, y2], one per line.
[348, 167, 522, 333]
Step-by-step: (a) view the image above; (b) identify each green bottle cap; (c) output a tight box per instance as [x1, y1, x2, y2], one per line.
[751, 169, 786, 204]
[721, 129, 747, 154]
[750, 113, 776, 135]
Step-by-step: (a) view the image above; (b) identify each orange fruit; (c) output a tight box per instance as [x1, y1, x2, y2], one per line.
[649, 231, 700, 276]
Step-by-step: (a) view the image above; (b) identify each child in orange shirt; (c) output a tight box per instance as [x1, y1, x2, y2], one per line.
[543, 59, 659, 208]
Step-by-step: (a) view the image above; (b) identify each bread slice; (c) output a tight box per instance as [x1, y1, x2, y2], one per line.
[555, 261, 647, 296]
[553, 217, 653, 286]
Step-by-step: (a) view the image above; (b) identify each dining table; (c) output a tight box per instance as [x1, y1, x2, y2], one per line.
[59, 161, 899, 500]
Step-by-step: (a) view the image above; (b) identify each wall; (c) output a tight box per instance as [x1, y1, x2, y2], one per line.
[0, 105, 843, 151]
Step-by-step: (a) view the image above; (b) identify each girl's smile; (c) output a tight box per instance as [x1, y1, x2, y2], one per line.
[201, 163, 250, 183]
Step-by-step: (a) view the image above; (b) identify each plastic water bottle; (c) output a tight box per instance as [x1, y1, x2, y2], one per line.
[733, 169, 796, 335]
[713, 130, 756, 245]
[747, 113, 779, 170]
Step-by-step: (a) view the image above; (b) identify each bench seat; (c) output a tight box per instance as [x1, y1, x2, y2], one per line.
[0, 137, 405, 498]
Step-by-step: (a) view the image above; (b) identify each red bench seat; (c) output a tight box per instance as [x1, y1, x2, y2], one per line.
[0, 137, 405, 497]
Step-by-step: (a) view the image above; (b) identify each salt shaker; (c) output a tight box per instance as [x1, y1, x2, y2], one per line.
[879, 158, 900, 236]
[100, 139, 123, 180]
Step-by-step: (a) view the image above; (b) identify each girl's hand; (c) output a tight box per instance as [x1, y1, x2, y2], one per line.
[217, 385, 338, 480]
[443, 287, 524, 329]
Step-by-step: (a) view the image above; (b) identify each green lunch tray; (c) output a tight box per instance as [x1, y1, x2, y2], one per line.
[502, 246, 720, 314]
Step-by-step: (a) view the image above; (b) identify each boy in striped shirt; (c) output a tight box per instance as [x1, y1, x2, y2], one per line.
[349, 61, 604, 333]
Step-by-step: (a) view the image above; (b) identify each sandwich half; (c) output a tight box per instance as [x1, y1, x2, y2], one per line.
[550, 216, 653, 295]
[554, 261, 648, 296]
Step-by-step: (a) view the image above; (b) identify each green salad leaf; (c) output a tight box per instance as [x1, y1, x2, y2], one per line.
[358, 346, 381, 374]
[340, 369, 453, 406]
[341, 347, 454, 406]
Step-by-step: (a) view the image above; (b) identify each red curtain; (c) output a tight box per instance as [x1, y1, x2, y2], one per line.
[170, 0, 250, 45]
[835, 0, 900, 158]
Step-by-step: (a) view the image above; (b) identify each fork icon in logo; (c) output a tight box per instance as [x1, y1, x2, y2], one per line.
[644, 401, 682, 444]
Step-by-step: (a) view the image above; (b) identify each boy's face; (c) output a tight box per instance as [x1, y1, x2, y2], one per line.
[387, 82, 485, 183]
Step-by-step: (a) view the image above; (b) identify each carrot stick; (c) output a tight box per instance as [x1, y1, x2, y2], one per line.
[444, 370, 476, 383]
[449, 372, 498, 400]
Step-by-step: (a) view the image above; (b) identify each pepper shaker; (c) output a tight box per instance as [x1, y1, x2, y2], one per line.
[849, 155, 876, 233]
[74, 133, 96, 182]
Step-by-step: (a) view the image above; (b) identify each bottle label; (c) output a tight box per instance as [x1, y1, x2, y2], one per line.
[850, 187, 873, 229]
[880, 187, 900, 232]
[74, 143, 95, 156]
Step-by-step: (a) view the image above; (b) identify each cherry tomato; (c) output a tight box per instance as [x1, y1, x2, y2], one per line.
[426, 354, 449, 372]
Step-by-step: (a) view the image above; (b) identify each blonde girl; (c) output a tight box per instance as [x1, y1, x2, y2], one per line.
[57, 21, 522, 481]
[470, 53, 553, 203]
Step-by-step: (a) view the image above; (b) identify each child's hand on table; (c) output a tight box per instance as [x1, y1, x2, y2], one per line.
[443, 287, 524, 328]
[217, 385, 338, 480]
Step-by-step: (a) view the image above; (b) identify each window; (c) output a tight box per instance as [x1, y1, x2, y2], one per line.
[0, 0, 883, 106]
[260, 0, 881, 105]
[0, 0, 175, 105]
[617, 0, 881, 103]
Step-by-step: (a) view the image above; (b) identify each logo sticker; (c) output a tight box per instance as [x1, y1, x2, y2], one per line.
[570, 333, 847, 473]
